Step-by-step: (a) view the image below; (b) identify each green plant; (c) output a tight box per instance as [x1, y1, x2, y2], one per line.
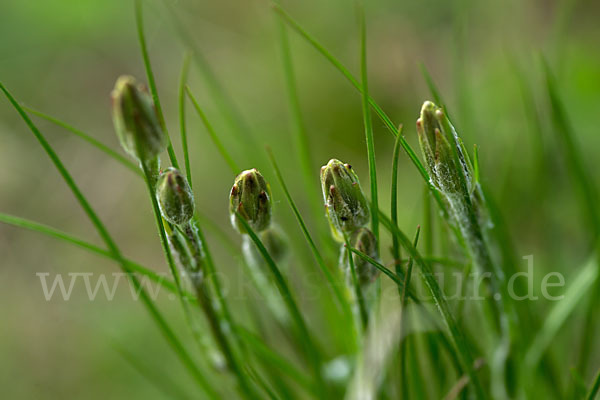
[1, 1, 599, 399]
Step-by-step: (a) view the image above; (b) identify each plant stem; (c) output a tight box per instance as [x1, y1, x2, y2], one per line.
[344, 235, 369, 330]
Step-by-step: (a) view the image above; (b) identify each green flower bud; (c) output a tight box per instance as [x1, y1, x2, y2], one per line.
[341, 227, 379, 286]
[320, 159, 370, 242]
[229, 169, 272, 234]
[111, 75, 166, 162]
[157, 167, 195, 226]
[416, 101, 474, 195]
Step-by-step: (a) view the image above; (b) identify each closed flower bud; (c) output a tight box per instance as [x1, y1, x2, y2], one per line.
[157, 167, 195, 226]
[341, 227, 379, 286]
[320, 159, 370, 242]
[416, 101, 473, 195]
[111, 75, 166, 162]
[229, 169, 272, 234]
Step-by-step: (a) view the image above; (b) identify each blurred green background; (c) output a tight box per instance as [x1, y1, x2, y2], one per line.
[1, 0, 599, 398]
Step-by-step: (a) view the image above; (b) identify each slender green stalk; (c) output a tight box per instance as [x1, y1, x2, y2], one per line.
[134, 0, 179, 168]
[401, 227, 420, 308]
[390, 129, 402, 283]
[138, 159, 186, 298]
[235, 212, 327, 398]
[179, 52, 193, 185]
[0, 82, 214, 397]
[344, 234, 369, 329]
[347, 247, 404, 287]
[186, 86, 239, 174]
[357, 3, 379, 245]
[399, 227, 420, 400]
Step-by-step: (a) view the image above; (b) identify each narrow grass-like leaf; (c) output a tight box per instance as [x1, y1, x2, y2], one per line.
[266, 147, 352, 319]
[0, 82, 213, 397]
[179, 52, 193, 185]
[186, 86, 239, 174]
[134, 0, 179, 169]
[234, 211, 327, 398]
[344, 234, 369, 329]
[24, 106, 141, 176]
[586, 368, 600, 400]
[401, 226, 420, 308]
[347, 247, 404, 287]
[357, 3, 379, 244]
[399, 226, 420, 399]
[390, 128, 402, 268]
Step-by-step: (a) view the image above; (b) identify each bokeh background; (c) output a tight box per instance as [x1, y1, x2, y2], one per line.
[1, 0, 599, 398]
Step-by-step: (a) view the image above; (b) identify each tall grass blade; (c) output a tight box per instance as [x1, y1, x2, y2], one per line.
[344, 233, 369, 329]
[134, 0, 179, 168]
[179, 52, 193, 185]
[357, 3, 379, 245]
[390, 128, 402, 270]
[186, 86, 239, 174]
[0, 82, 213, 397]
